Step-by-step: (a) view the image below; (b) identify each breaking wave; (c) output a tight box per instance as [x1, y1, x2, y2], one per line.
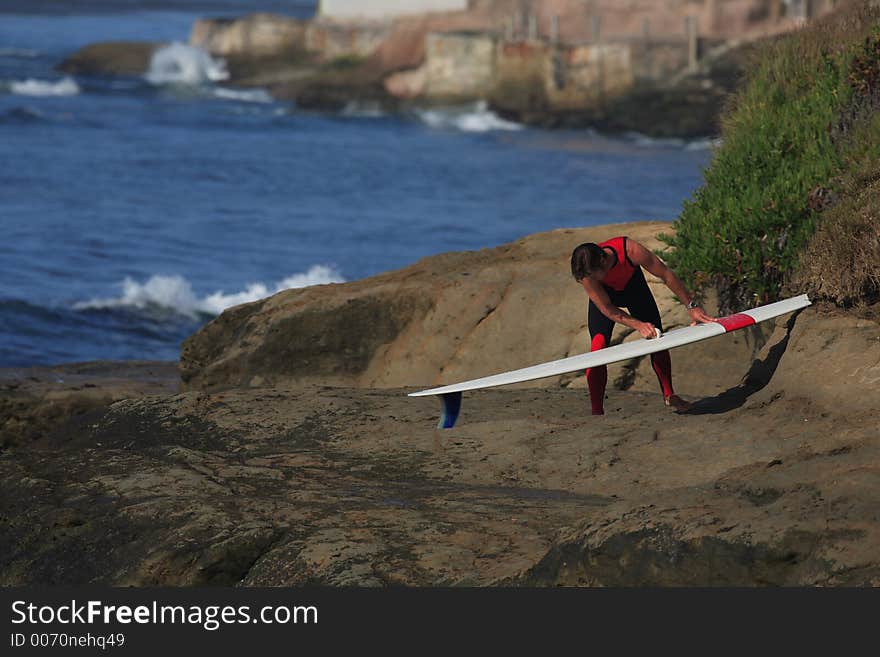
[8, 76, 80, 96]
[212, 86, 273, 103]
[145, 42, 229, 85]
[73, 265, 345, 318]
[415, 101, 523, 133]
[625, 131, 722, 151]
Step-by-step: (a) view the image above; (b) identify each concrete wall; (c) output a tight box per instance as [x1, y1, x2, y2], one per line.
[190, 13, 389, 62]
[629, 39, 691, 82]
[492, 40, 636, 111]
[305, 21, 391, 61]
[546, 43, 633, 109]
[190, 14, 307, 57]
[493, 41, 552, 107]
[422, 32, 496, 99]
[319, 0, 468, 20]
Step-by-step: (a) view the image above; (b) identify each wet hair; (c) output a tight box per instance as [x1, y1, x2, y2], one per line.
[570, 243, 606, 281]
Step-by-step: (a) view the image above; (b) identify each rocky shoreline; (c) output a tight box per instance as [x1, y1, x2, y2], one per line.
[2, 222, 878, 586]
[55, 6, 761, 139]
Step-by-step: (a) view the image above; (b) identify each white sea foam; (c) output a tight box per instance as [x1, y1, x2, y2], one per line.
[145, 42, 229, 85]
[416, 101, 522, 133]
[625, 132, 685, 148]
[73, 265, 345, 318]
[212, 86, 273, 103]
[9, 76, 80, 97]
[625, 131, 722, 151]
[0, 48, 40, 58]
[685, 137, 723, 151]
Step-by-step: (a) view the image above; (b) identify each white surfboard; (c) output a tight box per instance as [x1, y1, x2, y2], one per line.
[409, 294, 811, 427]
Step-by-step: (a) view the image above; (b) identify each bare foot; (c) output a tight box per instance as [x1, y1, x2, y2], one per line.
[664, 394, 692, 413]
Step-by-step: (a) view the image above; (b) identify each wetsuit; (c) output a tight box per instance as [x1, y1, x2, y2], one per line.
[586, 236, 674, 414]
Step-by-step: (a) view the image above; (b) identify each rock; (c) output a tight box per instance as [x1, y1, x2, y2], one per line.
[0, 361, 179, 448]
[57, 41, 161, 77]
[3, 222, 878, 586]
[384, 67, 427, 99]
[180, 222, 738, 393]
[2, 306, 877, 585]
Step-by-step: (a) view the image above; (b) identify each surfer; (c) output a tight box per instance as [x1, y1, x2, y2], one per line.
[570, 237, 716, 415]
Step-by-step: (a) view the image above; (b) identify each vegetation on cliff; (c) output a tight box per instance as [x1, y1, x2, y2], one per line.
[661, 1, 880, 313]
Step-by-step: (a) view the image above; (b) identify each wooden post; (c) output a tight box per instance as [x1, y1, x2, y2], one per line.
[591, 15, 601, 43]
[528, 13, 537, 42]
[551, 15, 559, 44]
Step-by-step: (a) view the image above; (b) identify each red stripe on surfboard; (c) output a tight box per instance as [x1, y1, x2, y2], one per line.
[716, 313, 756, 332]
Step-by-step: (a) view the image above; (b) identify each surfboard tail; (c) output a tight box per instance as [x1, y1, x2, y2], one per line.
[438, 392, 462, 429]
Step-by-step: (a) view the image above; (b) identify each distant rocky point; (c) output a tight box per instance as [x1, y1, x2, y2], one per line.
[57, 41, 160, 77]
[56, 0, 835, 137]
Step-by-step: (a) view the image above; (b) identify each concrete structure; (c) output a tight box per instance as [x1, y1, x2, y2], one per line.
[489, 39, 636, 112]
[546, 43, 633, 109]
[318, 0, 468, 21]
[423, 32, 497, 99]
[190, 13, 390, 62]
[190, 14, 307, 57]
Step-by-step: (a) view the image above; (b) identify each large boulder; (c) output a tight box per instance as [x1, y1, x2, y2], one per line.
[179, 222, 767, 397]
[57, 41, 161, 77]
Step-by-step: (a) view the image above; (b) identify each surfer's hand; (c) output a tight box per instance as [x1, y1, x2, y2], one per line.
[637, 322, 660, 339]
[688, 306, 716, 326]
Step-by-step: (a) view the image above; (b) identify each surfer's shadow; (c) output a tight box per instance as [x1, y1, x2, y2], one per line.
[683, 309, 804, 416]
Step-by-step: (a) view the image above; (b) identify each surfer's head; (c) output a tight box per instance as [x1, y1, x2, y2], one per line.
[571, 243, 608, 282]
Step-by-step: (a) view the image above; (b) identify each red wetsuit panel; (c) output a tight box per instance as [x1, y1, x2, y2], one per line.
[598, 236, 637, 292]
[586, 333, 608, 415]
[716, 313, 756, 332]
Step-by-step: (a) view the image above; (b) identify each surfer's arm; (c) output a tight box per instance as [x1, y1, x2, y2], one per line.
[627, 240, 716, 324]
[581, 279, 659, 339]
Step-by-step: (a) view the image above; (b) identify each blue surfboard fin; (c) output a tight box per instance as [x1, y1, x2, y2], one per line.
[438, 392, 462, 429]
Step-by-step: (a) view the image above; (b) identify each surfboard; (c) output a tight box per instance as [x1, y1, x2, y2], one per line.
[409, 294, 811, 428]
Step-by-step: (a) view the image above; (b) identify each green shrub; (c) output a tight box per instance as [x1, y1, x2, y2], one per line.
[660, 2, 880, 312]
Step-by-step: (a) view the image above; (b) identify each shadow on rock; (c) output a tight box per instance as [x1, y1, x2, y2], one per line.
[686, 309, 803, 415]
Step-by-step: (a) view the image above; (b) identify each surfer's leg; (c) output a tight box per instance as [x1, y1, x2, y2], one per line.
[623, 270, 677, 402]
[650, 350, 674, 398]
[587, 301, 614, 415]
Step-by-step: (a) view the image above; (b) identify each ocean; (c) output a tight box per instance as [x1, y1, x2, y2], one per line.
[0, 0, 713, 368]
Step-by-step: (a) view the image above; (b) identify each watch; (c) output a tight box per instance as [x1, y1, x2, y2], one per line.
[686, 300, 699, 309]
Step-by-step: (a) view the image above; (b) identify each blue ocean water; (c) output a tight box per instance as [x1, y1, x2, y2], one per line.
[0, 1, 714, 367]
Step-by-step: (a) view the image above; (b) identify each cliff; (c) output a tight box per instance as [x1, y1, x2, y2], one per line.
[56, 1, 826, 137]
[2, 223, 878, 586]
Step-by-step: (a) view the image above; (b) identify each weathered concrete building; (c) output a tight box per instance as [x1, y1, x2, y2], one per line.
[422, 32, 497, 99]
[491, 40, 635, 112]
[190, 13, 307, 58]
[190, 13, 391, 62]
[190, 0, 844, 116]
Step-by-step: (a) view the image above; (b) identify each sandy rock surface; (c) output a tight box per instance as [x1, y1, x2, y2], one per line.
[180, 221, 765, 397]
[2, 223, 878, 586]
